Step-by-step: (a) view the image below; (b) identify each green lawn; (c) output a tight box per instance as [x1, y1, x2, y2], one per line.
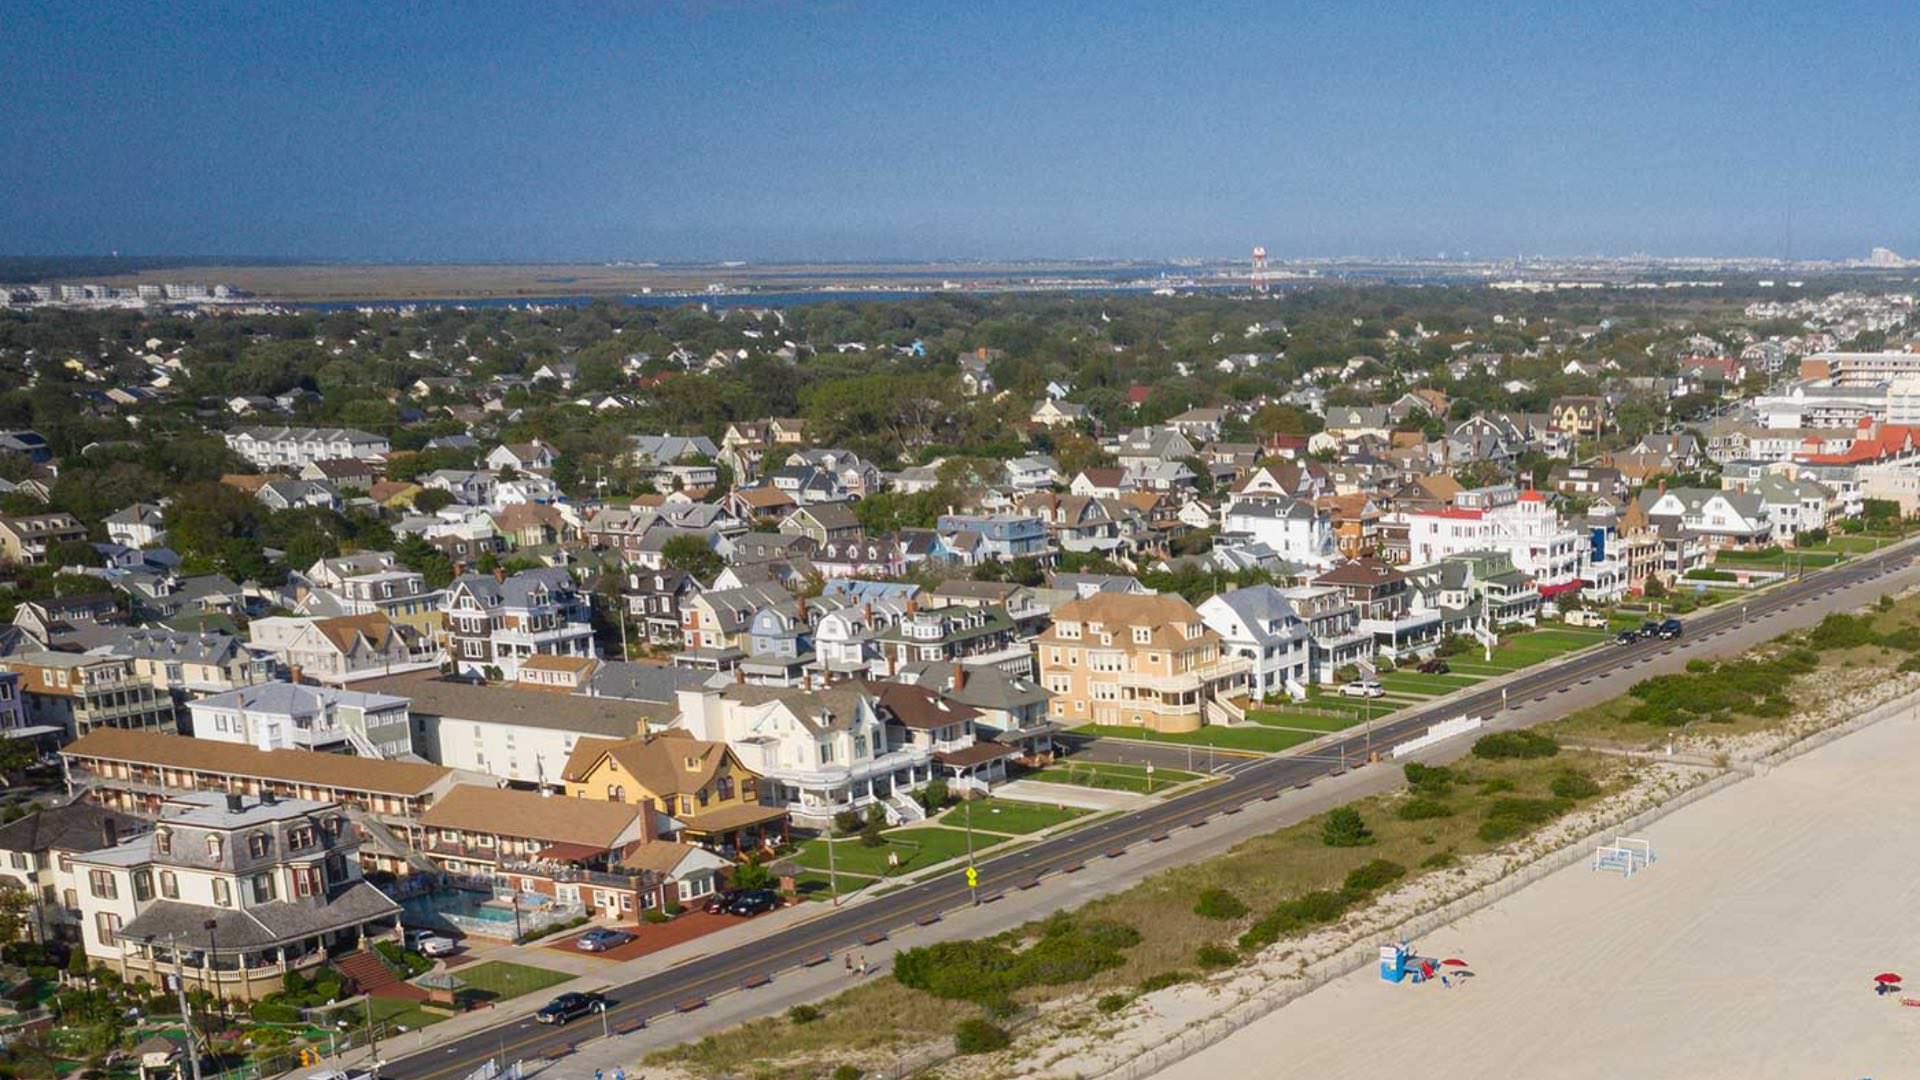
[1714, 547, 1845, 567]
[1067, 722, 1317, 752]
[1378, 671, 1481, 695]
[794, 826, 982, 877]
[937, 797, 1085, 835]
[453, 961, 571, 1003]
[1030, 759, 1207, 792]
[1246, 709, 1367, 733]
[791, 868, 877, 901]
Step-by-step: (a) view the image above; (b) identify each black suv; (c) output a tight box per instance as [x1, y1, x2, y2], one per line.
[535, 992, 608, 1025]
[727, 890, 781, 917]
[1657, 618, 1683, 640]
[702, 889, 743, 915]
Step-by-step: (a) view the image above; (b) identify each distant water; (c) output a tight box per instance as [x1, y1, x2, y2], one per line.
[290, 282, 1240, 313]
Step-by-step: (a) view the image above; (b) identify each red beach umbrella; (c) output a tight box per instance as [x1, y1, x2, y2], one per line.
[1875, 973, 1903, 984]
[1441, 958, 1470, 967]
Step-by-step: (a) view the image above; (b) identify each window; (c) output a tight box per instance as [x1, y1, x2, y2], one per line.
[294, 866, 318, 898]
[132, 870, 154, 902]
[212, 879, 231, 907]
[205, 835, 222, 860]
[7, 853, 24, 870]
[154, 829, 171, 855]
[1132, 626, 1152, 644]
[250, 873, 276, 903]
[606, 784, 625, 802]
[88, 869, 117, 899]
[288, 826, 315, 850]
[95, 912, 121, 947]
[160, 871, 178, 899]
[247, 832, 271, 858]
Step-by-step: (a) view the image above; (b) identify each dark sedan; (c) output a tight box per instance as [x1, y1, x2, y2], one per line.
[702, 889, 743, 915]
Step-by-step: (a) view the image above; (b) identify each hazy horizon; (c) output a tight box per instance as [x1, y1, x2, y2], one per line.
[4, 0, 1917, 263]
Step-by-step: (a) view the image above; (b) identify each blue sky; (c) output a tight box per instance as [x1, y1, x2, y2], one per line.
[2, 0, 1915, 261]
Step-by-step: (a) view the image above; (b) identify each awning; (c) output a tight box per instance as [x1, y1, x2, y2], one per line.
[935, 742, 1023, 769]
[1536, 580, 1584, 598]
[679, 802, 790, 834]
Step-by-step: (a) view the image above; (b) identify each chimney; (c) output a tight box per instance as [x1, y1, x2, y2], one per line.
[734, 665, 745, 684]
[453, 560, 467, 579]
[101, 818, 118, 849]
[951, 661, 967, 691]
[288, 664, 303, 685]
[796, 594, 808, 620]
[494, 566, 508, 584]
[225, 792, 244, 814]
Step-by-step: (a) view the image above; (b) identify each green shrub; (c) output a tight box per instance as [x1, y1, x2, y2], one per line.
[1807, 612, 1881, 651]
[1341, 859, 1406, 894]
[1472, 730, 1559, 760]
[788, 1004, 821, 1025]
[1138, 971, 1192, 992]
[1477, 819, 1524, 843]
[1192, 888, 1248, 921]
[832, 1066, 863, 1080]
[642, 908, 671, 924]
[1419, 849, 1458, 869]
[1238, 888, 1361, 951]
[1549, 771, 1601, 800]
[1402, 762, 1454, 797]
[1194, 943, 1238, 970]
[1096, 992, 1133, 1014]
[1320, 806, 1373, 847]
[1396, 797, 1453, 821]
[894, 915, 1141, 1006]
[1684, 658, 1714, 673]
[1477, 778, 1515, 795]
[248, 1002, 301, 1024]
[953, 1018, 1010, 1055]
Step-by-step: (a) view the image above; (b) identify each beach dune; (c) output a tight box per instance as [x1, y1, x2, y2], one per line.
[1154, 701, 1920, 1080]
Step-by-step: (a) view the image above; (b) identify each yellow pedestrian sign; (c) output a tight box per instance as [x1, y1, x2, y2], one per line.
[965, 866, 978, 889]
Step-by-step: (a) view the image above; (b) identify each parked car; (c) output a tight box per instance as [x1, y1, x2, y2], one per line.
[1614, 630, 1639, 646]
[1563, 609, 1608, 628]
[1639, 620, 1662, 638]
[575, 928, 635, 952]
[726, 890, 781, 917]
[1657, 618, 1684, 640]
[702, 889, 743, 915]
[1416, 658, 1450, 674]
[535, 992, 608, 1025]
[404, 929, 457, 957]
[306, 1070, 373, 1080]
[1338, 680, 1384, 699]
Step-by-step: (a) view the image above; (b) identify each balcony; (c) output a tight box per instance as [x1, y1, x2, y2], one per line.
[1116, 655, 1251, 693]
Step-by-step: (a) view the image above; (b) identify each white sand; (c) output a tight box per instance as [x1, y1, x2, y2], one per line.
[1154, 702, 1920, 1080]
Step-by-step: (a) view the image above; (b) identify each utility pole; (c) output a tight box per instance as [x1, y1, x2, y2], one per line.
[962, 796, 978, 906]
[162, 934, 204, 1080]
[825, 820, 841, 907]
[365, 993, 379, 1077]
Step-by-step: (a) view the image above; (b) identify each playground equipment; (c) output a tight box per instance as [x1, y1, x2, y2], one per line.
[1593, 836, 1657, 877]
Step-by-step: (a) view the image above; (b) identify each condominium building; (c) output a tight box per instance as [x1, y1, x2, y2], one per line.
[187, 682, 413, 759]
[1035, 593, 1251, 734]
[223, 427, 390, 470]
[0, 513, 87, 565]
[0, 652, 176, 740]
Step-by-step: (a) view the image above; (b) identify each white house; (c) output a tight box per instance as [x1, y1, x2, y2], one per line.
[188, 682, 412, 758]
[1197, 586, 1312, 702]
[1219, 499, 1335, 568]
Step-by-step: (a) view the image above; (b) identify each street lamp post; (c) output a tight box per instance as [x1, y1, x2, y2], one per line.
[962, 793, 978, 906]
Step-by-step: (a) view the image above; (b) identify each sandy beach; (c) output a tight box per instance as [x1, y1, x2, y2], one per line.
[1153, 700, 1920, 1080]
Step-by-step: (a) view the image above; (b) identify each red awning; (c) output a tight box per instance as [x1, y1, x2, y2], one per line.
[1537, 580, 1584, 598]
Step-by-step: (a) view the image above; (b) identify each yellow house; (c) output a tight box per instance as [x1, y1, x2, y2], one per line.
[561, 730, 788, 852]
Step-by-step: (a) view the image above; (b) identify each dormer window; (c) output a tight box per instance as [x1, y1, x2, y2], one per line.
[206, 835, 223, 859]
[1132, 627, 1152, 644]
[154, 828, 172, 855]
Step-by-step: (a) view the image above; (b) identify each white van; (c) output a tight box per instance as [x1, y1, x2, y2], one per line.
[1563, 609, 1608, 628]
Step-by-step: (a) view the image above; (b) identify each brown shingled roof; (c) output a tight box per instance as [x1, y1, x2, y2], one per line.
[420, 784, 649, 848]
[61, 729, 451, 797]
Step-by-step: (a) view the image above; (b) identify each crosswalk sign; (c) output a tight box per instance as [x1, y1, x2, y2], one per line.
[965, 866, 978, 888]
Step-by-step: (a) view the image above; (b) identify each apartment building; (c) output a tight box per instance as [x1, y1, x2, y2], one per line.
[0, 652, 176, 740]
[1035, 593, 1251, 735]
[248, 613, 436, 684]
[0, 513, 87, 565]
[223, 427, 390, 470]
[187, 682, 413, 759]
[443, 568, 595, 680]
[69, 791, 400, 1000]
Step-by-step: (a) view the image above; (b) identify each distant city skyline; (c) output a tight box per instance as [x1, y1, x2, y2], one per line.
[3, 0, 1917, 262]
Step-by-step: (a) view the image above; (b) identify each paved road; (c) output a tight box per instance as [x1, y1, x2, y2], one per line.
[383, 542, 1917, 1080]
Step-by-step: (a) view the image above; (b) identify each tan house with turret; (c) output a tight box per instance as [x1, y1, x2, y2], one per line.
[561, 730, 787, 854]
